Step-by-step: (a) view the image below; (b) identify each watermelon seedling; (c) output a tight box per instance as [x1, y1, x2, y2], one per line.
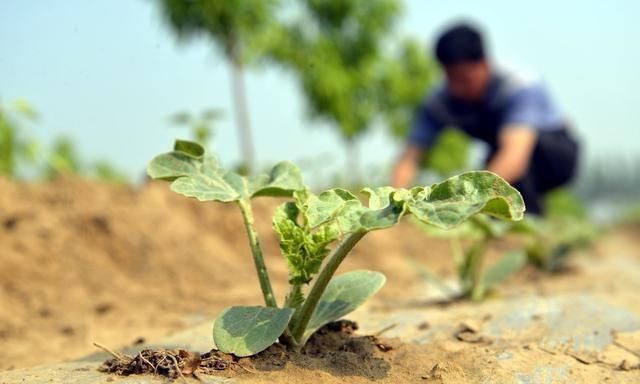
[148, 140, 525, 356]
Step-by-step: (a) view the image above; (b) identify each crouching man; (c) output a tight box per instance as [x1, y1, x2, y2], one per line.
[392, 23, 579, 215]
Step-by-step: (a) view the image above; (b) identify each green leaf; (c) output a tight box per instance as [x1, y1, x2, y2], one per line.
[357, 202, 405, 231]
[406, 171, 525, 229]
[272, 171, 523, 298]
[295, 188, 359, 229]
[343, 187, 406, 232]
[170, 168, 244, 202]
[174, 139, 205, 158]
[147, 140, 305, 202]
[300, 171, 522, 236]
[213, 306, 294, 357]
[249, 161, 305, 197]
[480, 249, 527, 293]
[294, 187, 405, 235]
[362, 186, 396, 209]
[146, 141, 215, 181]
[301, 171, 522, 236]
[302, 270, 386, 343]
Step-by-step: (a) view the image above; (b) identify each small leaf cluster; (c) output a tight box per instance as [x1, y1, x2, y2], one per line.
[273, 197, 339, 286]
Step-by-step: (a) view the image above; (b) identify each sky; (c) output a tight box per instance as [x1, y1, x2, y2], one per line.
[1, 0, 639, 181]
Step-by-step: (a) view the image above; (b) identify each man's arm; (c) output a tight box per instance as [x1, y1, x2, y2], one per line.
[392, 144, 425, 187]
[486, 125, 537, 183]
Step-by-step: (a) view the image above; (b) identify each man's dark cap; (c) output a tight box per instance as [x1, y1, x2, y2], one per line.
[435, 23, 486, 66]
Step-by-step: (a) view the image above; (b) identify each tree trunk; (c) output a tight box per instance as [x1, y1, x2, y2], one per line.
[345, 138, 361, 186]
[229, 44, 256, 174]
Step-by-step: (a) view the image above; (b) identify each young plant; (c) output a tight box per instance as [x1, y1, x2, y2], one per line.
[148, 140, 525, 356]
[169, 109, 222, 148]
[511, 216, 598, 272]
[413, 213, 528, 301]
[454, 216, 527, 300]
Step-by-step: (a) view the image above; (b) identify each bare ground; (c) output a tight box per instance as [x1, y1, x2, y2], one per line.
[0, 177, 639, 383]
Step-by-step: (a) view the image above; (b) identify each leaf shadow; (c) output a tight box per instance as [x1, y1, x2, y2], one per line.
[250, 320, 392, 380]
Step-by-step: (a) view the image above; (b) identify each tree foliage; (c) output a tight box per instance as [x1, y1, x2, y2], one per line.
[379, 39, 436, 139]
[269, 0, 435, 143]
[159, 0, 279, 63]
[158, 0, 281, 173]
[423, 128, 471, 177]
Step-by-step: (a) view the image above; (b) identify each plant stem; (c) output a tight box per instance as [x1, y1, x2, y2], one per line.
[237, 199, 277, 308]
[468, 241, 488, 300]
[289, 231, 367, 343]
[279, 330, 299, 349]
[451, 237, 464, 275]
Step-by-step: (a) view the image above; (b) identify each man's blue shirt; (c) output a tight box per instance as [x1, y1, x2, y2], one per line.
[409, 67, 566, 152]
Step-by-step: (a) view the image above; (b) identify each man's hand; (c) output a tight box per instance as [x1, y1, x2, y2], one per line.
[392, 144, 425, 188]
[487, 125, 537, 183]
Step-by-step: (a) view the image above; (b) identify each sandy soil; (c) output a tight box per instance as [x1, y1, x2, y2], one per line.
[0, 177, 639, 383]
[0, 176, 450, 370]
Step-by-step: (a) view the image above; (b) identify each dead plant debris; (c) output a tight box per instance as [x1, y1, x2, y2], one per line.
[98, 320, 396, 381]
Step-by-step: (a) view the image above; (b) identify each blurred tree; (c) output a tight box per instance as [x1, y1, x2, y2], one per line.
[0, 99, 39, 178]
[158, 0, 280, 174]
[379, 38, 436, 140]
[423, 128, 471, 177]
[169, 108, 222, 148]
[268, 0, 434, 180]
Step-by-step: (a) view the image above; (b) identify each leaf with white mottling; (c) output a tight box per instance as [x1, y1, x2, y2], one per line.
[147, 140, 305, 202]
[213, 306, 294, 357]
[406, 171, 525, 229]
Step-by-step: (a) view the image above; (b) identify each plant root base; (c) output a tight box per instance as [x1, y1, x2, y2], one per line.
[99, 320, 396, 381]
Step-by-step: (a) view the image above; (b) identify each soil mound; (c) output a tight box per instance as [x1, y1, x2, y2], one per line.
[98, 320, 396, 382]
[2, 177, 640, 382]
[0, 177, 446, 370]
